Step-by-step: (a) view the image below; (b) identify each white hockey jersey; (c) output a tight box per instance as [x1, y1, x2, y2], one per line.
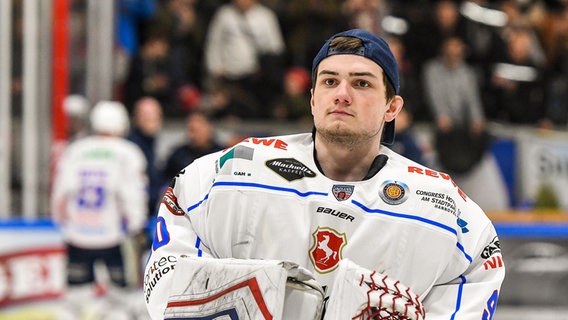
[51, 135, 148, 249]
[144, 133, 505, 319]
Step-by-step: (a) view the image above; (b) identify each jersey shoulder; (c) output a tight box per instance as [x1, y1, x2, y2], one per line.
[381, 146, 479, 211]
[213, 132, 312, 164]
[178, 132, 313, 188]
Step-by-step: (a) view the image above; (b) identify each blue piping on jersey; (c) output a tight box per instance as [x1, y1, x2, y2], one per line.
[351, 199, 473, 263]
[351, 199, 457, 234]
[212, 181, 329, 197]
[195, 237, 203, 257]
[450, 275, 467, 320]
[187, 194, 209, 212]
[186, 182, 327, 213]
[456, 242, 473, 263]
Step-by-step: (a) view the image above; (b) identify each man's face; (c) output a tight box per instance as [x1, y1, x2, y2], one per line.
[136, 100, 162, 135]
[311, 54, 397, 146]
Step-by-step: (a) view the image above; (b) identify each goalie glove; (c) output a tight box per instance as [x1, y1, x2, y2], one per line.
[324, 259, 426, 320]
[163, 256, 324, 320]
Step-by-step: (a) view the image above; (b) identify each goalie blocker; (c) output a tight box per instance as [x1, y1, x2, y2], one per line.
[162, 256, 424, 320]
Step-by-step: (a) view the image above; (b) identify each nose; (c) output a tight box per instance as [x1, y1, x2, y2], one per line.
[334, 80, 352, 105]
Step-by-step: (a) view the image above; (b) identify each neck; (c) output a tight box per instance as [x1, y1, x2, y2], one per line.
[314, 134, 380, 181]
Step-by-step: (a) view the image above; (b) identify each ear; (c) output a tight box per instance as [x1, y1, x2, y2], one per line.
[310, 88, 315, 115]
[384, 95, 404, 122]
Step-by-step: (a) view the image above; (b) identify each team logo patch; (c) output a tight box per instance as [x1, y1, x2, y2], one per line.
[218, 145, 254, 169]
[266, 158, 316, 181]
[309, 227, 347, 273]
[161, 187, 184, 216]
[379, 180, 409, 205]
[332, 184, 354, 201]
[481, 236, 501, 259]
[457, 216, 470, 233]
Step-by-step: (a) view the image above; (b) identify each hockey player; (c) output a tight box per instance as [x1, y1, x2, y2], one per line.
[51, 100, 149, 319]
[144, 29, 505, 319]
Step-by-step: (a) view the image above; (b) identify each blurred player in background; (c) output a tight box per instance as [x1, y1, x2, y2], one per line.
[62, 94, 90, 142]
[51, 101, 149, 319]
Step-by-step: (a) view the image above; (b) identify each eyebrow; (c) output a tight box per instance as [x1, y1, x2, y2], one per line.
[318, 69, 379, 79]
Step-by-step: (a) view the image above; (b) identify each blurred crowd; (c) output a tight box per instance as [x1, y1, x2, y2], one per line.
[7, 0, 568, 129]
[104, 0, 568, 129]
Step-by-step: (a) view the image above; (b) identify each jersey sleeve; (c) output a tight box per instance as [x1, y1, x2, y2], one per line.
[143, 159, 216, 320]
[422, 206, 505, 319]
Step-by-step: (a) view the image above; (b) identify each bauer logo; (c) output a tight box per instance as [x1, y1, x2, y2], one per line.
[266, 158, 316, 181]
[309, 227, 347, 273]
[380, 180, 409, 205]
[332, 184, 354, 201]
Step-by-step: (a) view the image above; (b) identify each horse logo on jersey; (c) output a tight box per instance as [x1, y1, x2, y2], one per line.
[309, 227, 347, 273]
[332, 184, 354, 201]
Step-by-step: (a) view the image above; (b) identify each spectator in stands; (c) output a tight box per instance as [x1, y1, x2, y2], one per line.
[423, 36, 487, 175]
[271, 66, 312, 123]
[489, 26, 546, 125]
[115, 0, 158, 86]
[51, 101, 148, 319]
[123, 33, 190, 117]
[148, 0, 206, 92]
[163, 111, 225, 181]
[387, 35, 427, 122]
[341, 0, 393, 37]
[423, 36, 509, 211]
[457, 1, 509, 119]
[497, 0, 548, 67]
[458, 0, 504, 68]
[282, 0, 348, 70]
[127, 97, 165, 218]
[388, 36, 427, 165]
[537, 3, 568, 128]
[405, 0, 468, 72]
[392, 107, 426, 166]
[203, 0, 286, 119]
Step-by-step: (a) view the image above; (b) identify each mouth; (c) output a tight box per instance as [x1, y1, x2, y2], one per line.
[328, 109, 353, 117]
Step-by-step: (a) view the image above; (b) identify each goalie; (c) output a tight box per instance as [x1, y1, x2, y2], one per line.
[144, 29, 505, 319]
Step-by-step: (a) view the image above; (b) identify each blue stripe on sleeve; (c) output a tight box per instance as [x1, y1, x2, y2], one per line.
[451, 275, 467, 320]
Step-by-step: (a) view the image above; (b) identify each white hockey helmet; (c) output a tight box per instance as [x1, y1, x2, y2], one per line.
[63, 94, 90, 118]
[89, 100, 130, 136]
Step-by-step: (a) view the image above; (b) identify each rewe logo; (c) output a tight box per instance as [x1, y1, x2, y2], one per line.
[309, 227, 347, 273]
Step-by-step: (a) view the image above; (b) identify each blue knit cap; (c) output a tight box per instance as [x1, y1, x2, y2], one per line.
[312, 29, 399, 144]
